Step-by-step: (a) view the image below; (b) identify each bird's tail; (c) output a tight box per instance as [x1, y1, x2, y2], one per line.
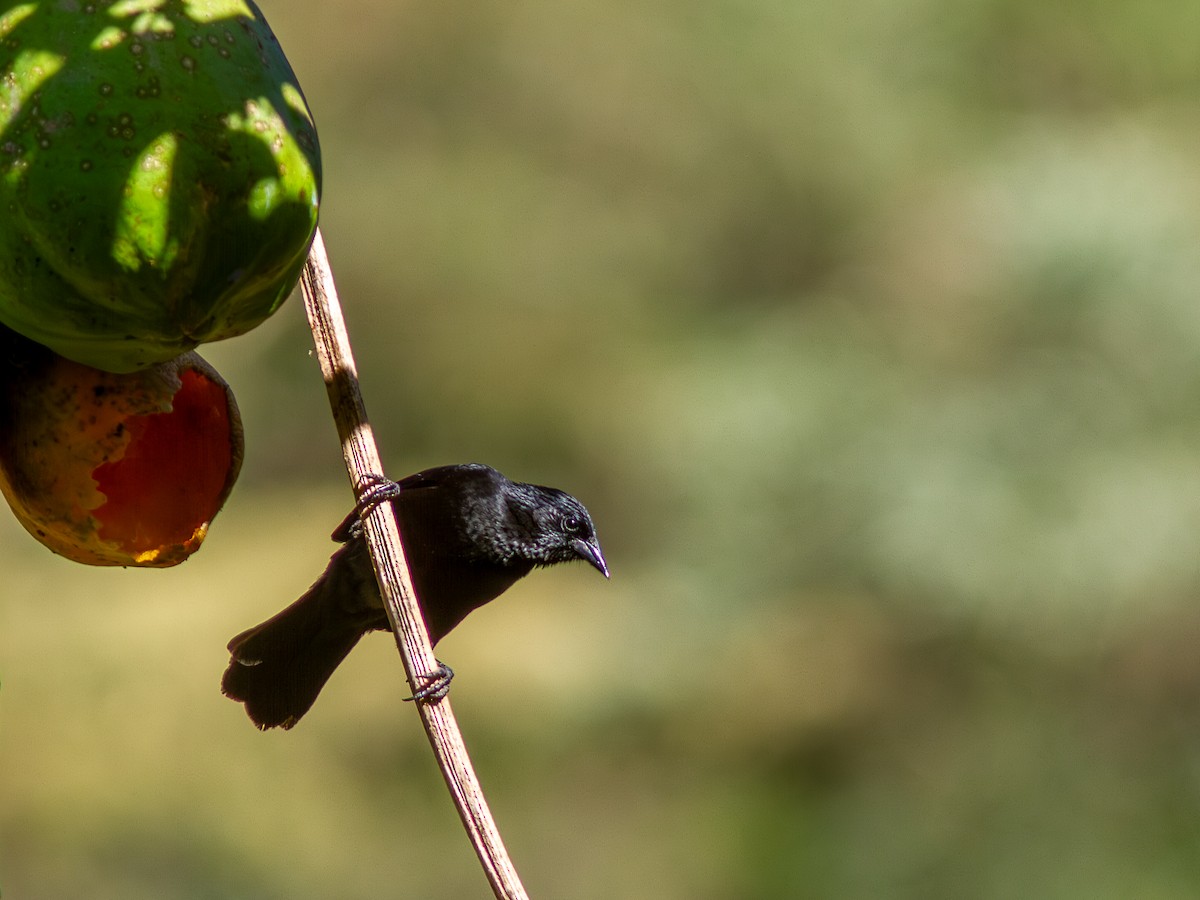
[221, 543, 381, 729]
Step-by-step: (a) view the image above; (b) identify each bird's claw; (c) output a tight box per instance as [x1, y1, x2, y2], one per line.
[405, 660, 454, 703]
[332, 473, 404, 542]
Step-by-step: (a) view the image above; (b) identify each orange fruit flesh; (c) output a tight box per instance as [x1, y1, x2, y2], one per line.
[92, 369, 234, 563]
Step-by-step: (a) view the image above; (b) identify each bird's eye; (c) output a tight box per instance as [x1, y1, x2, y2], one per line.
[562, 514, 583, 534]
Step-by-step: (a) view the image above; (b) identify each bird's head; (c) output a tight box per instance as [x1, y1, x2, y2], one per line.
[502, 483, 609, 578]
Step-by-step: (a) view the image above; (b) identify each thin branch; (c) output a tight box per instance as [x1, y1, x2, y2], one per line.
[298, 228, 530, 900]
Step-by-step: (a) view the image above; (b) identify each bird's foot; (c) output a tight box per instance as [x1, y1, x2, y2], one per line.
[405, 660, 455, 703]
[332, 473, 404, 542]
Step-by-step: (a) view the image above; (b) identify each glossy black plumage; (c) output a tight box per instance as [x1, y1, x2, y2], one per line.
[221, 463, 607, 729]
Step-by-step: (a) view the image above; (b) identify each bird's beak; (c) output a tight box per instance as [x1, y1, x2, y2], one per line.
[572, 538, 610, 579]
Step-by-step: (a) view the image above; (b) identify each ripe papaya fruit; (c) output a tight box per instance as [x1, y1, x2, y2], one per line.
[0, 326, 243, 566]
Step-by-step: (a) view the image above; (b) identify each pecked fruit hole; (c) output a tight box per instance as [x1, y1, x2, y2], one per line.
[93, 369, 235, 563]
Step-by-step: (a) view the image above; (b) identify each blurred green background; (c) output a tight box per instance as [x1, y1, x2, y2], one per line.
[5, 0, 1200, 896]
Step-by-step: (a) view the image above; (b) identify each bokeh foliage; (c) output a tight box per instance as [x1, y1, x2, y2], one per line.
[5, 0, 1200, 896]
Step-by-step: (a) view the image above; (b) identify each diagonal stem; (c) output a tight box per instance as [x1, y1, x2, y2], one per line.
[298, 227, 529, 900]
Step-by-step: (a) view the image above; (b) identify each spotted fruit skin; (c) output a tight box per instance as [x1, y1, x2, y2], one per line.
[0, 0, 321, 372]
[0, 329, 243, 566]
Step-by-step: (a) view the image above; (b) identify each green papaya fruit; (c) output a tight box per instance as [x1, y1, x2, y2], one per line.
[0, 0, 321, 372]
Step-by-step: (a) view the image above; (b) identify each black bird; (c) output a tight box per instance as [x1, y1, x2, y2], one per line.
[221, 463, 608, 730]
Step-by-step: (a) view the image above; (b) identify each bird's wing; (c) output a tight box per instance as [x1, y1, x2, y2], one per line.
[329, 464, 491, 543]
